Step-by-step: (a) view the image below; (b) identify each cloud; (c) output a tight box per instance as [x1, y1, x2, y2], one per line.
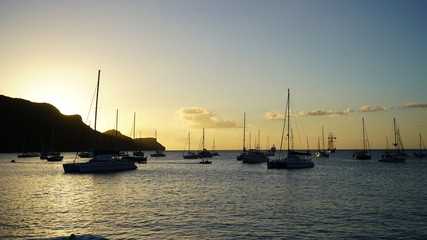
[179, 107, 240, 129]
[298, 108, 354, 117]
[411, 124, 423, 128]
[359, 105, 388, 112]
[265, 111, 284, 120]
[265, 110, 301, 120]
[402, 102, 427, 109]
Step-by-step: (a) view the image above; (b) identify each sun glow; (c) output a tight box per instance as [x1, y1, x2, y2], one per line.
[15, 71, 93, 117]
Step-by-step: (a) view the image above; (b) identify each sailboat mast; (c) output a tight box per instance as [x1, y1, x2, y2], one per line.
[116, 110, 118, 138]
[287, 89, 290, 152]
[243, 112, 246, 151]
[393, 118, 397, 150]
[133, 112, 136, 139]
[94, 70, 100, 151]
[362, 118, 366, 151]
[115, 109, 118, 150]
[202, 128, 205, 150]
[321, 125, 325, 151]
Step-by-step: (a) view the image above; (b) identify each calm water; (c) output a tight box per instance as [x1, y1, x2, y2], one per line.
[1, 150, 427, 240]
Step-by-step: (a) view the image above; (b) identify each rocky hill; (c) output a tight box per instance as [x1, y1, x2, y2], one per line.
[0, 95, 165, 153]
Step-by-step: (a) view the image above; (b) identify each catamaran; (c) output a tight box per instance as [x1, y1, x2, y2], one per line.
[267, 89, 314, 169]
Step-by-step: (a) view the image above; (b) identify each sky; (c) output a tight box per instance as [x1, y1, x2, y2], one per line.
[1, 0, 427, 150]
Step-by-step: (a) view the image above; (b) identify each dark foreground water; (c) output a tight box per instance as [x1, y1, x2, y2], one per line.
[1, 150, 426, 239]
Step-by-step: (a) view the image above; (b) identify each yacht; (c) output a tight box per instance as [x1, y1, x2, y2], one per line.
[63, 70, 137, 173]
[267, 89, 314, 169]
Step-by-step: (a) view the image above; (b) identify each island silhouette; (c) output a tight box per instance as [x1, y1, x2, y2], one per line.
[0, 95, 165, 153]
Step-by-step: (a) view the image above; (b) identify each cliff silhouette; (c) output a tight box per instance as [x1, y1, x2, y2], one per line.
[0, 95, 165, 153]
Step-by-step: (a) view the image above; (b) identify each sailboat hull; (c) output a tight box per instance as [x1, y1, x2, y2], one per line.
[242, 151, 268, 163]
[352, 152, 371, 160]
[63, 161, 137, 173]
[268, 156, 314, 169]
[379, 154, 405, 162]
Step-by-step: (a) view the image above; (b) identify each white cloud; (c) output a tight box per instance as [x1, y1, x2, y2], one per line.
[402, 102, 427, 109]
[299, 108, 354, 117]
[359, 105, 388, 112]
[179, 107, 240, 129]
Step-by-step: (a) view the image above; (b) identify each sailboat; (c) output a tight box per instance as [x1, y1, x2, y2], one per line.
[46, 121, 64, 161]
[315, 126, 329, 158]
[379, 118, 406, 162]
[197, 128, 213, 160]
[242, 129, 269, 163]
[236, 112, 247, 161]
[327, 132, 336, 153]
[211, 138, 220, 156]
[63, 70, 137, 173]
[150, 130, 166, 157]
[413, 133, 426, 158]
[353, 118, 371, 160]
[183, 132, 198, 159]
[123, 112, 147, 163]
[267, 89, 314, 169]
[17, 132, 39, 158]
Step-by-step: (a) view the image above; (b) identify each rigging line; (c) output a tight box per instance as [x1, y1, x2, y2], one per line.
[74, 83, 98, 162]
[278, 90, 288, 160]
[84, 84, 98, 125]
[289, 95, 306, 150]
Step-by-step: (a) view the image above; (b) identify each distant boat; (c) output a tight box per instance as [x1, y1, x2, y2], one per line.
[197, 128, 213, 158]
[199, 159, 212, 164]
[150, 150, 166, 157]
[123, 112, 147, 163]
[183, 132, 198, 159]
[379, 118, 406, 163]
[315, 126, 329, 158]
[236, 112, 247, 161]
[327, 132, 336, 153]
[46, 121, 63, 161]
[46, 152, 64, 162]
[211, 138, 220, 156]
[17, 152, 40, 158]
[268, 89, 314, 169]
[78, 151, 93, 158]
[266, 144, 277, 156]
[150, 130, 166, 157]
[353, 118, 371, 160]
[242, 149, 269, 163]
[17, 132, 39, 158]
[63, 70, 137, 173]
[413, 133, 426, 158]
[243, 130, 268, 163]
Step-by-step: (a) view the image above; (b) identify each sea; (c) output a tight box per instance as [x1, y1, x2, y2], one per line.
[1, 150, 426, 240]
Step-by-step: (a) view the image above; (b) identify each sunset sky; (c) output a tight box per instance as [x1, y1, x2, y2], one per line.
[2, 0, 426, 150]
